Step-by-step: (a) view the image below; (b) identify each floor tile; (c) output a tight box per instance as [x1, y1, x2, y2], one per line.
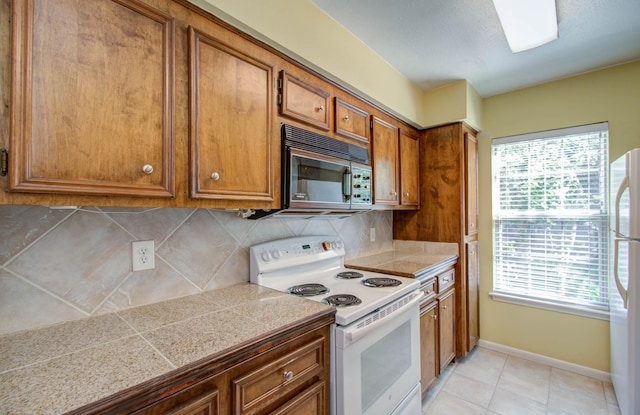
[424, 391, 487, 415]
[489, 388, 546, 415]
[443, 373, 495, 408]
[550, 367, 606, 401]
[497, 356, 551, 404]
[547, 387, 609, 415]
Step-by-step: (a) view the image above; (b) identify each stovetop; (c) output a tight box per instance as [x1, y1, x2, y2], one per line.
[249, 236, 420, 326]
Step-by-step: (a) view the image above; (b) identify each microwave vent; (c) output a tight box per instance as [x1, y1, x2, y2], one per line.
[282, 124, 369, 164]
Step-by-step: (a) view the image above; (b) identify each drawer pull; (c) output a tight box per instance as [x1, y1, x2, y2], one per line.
[443, 278, 450, 283]
[343, 115, 350, 121]
[283, 370, 294, 381]
[210, 172, 220, 181]
[316, 105, 325, 112]
[142, 164, 154, 174]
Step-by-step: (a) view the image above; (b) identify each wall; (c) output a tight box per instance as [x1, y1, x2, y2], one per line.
[479, 60, 640, 372]
[0, 206, 392, 335]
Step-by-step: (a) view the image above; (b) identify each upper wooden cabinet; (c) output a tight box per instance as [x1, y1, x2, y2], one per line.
[399, 130, 420, 207]
[334, 98, 369, 144]
[371, 116, 399, 205]
[188, 27, 277, 203]
[9, 0, 175, 197]
[279, 71, 331, 131]
[465, 131, 479, 235]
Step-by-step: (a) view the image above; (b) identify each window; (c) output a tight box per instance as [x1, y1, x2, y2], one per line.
[491, 123, 609, 318]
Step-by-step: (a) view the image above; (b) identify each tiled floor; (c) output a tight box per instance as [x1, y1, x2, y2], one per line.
[421, 346, 620, 415]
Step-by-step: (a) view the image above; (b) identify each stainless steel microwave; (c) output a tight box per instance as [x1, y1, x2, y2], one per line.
[251, 124, 372, 219]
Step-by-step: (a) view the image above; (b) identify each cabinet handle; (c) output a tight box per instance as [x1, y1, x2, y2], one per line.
[283, 370, 294, 381]
[316, 105, 325, 112]
[443, 305, 447, 310]
[210, 172, 220, 181]
[343, 115, 350, 121]
[431, 315, 437, 320]
[142, 164, 154, 175]
[404, 192, 409, 197]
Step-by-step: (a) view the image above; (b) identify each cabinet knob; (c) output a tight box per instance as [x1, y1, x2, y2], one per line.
[210, 172, 220, 181]
[316, 105, 325, 112]
[431, 314, 437, 320]
[443, 305, 448, 310]
[390, 191, 397, 198]
[343, 115, 350, 121]
[142, 164, 154, 174]
[404, 192, 410, 197]
[283, 370, 294, 381]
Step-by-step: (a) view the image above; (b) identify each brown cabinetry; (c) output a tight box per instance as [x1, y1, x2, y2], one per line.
[334, 98, 370, 144]
[279, 71, 331, 131]
[399, 130, 420, 207]
[418, 267, 456, 398]
[371, 116, 399, 205]
[9, 0, 175, 198]
[395, 122, 479, 357]
[188, 27, 278, 203]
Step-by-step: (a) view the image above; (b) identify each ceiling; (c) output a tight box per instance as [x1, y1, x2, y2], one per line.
[311, 0, 640, 97]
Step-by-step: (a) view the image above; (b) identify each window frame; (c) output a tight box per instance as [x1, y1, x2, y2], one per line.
[489, 122, 610, 320]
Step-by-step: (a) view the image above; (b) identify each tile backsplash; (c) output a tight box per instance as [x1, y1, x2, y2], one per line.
[0, 205, 393, 335]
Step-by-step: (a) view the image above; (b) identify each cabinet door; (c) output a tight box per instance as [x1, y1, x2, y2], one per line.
[438, 289, 456, 371]
[10, 0, 175, 197]
[465, 131, 479, 235]
[271, 381, 326, 415]
[419, 300, 438, 396]
[371, 116, 399, 205]
[399, 130, 420, 206]
[189, 27, 277, 203]
[334, 98, 369, 144]
[467, 240, 480, 351]
[279, 71, 330, 131]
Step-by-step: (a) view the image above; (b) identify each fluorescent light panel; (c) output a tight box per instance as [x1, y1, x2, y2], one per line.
[492, 0, 558, 53]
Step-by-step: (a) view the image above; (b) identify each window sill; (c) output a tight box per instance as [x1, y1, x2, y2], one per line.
[489, 292, 610, 321]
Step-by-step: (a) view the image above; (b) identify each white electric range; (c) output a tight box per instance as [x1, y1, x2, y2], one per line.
[250, 235, 423, 415]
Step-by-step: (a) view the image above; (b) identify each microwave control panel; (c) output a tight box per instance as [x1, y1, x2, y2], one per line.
[351, 165, 372, 206]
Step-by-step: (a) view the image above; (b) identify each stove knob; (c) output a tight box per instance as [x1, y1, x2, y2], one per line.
[261, 251, 271, 262]
[321, 241, 333, 251]
[271, 249, 282, 259]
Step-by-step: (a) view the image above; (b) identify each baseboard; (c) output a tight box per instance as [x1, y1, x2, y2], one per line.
[477, 339, 611, 383]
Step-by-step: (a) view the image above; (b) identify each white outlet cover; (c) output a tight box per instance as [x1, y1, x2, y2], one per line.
[132, 240, 155, 271]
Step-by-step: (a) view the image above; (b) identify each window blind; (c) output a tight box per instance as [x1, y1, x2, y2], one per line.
[492, 123, 609, 310]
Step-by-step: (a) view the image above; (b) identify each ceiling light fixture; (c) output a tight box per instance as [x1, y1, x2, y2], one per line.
[491, 0, 558, 53]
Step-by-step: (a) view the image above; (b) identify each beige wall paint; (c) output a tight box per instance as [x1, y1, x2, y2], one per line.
[190, 0, 470, 128]
[480, 60, 640, 372]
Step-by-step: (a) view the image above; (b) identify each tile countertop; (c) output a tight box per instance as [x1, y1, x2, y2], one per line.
[0, 283, 335, 415]
[345, 240, 459, 280]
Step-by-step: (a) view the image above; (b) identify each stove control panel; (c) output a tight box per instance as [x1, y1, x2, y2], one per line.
[250, 236, 346, 277]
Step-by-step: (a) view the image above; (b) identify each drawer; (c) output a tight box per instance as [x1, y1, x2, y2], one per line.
[335, 98, 370, 144]
[232, 337, 325, 414]
[438, 269, 455, 293]
[420, 278, 437, 302]
[279, 71, 331, 131]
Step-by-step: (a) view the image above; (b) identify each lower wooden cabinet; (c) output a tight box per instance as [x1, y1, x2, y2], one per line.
[418, 267, 456, 398]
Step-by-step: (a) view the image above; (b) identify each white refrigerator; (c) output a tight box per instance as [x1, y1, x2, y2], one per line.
[610, 148, 640, 415]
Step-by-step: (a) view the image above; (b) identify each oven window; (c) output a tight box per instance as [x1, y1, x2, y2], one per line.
[361, 320, 412, 412]
[291, 155, 348, 203]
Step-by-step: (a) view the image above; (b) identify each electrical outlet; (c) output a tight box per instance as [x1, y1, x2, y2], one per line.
[132, 240, 155, 271]
[370, 228, 376, 242]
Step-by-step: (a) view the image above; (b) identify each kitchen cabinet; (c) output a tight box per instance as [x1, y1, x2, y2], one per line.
[334, 98, 370, 144]
[438, 288, 456, 372]
[188, 26, 278, 203]
[371, 116, 399, 205]
[394, 122, 479, 357]
[418, 267, 456, 397]
[8, 0, 176, 198]
[279, 71, 331, 131]
[399, 130, 420, 207]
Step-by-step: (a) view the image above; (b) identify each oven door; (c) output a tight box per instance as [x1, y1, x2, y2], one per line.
[286, 148, 352, 209]
[333, 292, 422, 415]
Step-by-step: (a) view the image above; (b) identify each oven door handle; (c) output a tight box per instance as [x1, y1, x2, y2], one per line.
[338, 291, 423, 348]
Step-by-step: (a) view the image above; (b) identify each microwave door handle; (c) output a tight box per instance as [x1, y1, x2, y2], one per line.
[613, 239, 629, 309]
[615, 174, 629, 238]
[342, 168, 352, 199]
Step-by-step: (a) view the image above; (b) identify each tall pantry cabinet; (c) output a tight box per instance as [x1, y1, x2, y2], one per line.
[394, 122, 480, 357]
